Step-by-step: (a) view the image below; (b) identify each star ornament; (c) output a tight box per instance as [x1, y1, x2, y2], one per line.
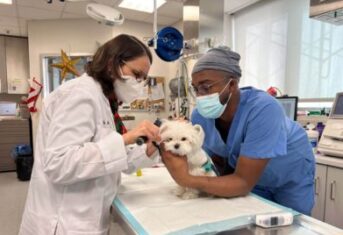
[51, 50, 80, 80]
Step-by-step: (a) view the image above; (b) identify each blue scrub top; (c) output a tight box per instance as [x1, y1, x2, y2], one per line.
[191, 87, 315, 215]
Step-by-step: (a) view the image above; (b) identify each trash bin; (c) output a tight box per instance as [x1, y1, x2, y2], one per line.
[11, 144, 33, 181]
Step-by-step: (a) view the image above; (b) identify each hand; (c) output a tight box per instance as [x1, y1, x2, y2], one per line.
[160, 144, 190, 187]
[145, 140, 159, 157]
[122, 120, 160, 145]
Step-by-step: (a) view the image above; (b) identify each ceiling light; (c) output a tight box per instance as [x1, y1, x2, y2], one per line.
[0, 0, 12, 4]
[183, 6, 199, 21]
[119, 0, 166, 13]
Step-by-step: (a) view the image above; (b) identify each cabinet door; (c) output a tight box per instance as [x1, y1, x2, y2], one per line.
[0, 119, 30, 172]
[311, 164, 327, 221]
[5, 37, 29, 94]
[0, 36, 7, 93]
[324, 166, 343, 229]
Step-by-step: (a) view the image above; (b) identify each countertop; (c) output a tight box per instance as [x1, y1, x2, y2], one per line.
[0, 115, 28, 121]
[315, 153, 343, 168]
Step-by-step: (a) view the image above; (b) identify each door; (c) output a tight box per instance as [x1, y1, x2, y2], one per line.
[311, 164, 327, 221]
[324, 166, 343, 229]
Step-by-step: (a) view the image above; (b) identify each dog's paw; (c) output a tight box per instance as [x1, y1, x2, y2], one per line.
[173, 187, 186, 196]
[180, 192, 199, 200]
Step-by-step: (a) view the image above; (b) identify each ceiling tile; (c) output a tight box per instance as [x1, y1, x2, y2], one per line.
[20, 25, 27, 36]
[0, 25, 20, 36]
[0, 15, 19, 27]
[18, 5, 62, 19]
[119, 8, 151, 21]
[16, 0, 65, 11]
[158, 1, 182, 18]
[0, 3, 17, 17]
[95, 0, 121, 6]
[61, 11, 87, 19]
[63, 1, 89, 16]
[18, 17, 27, 29]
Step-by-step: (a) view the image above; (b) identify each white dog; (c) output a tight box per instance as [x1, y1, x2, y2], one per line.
[160, 120, 218, 199]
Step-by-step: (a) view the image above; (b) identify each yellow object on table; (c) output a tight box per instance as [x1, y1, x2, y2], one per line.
[136, 169, 142, 177]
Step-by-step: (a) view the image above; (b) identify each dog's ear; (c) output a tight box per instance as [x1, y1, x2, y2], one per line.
[194, 124, 205, 141]
[159, 123, 169, 134]
[194, 124, 203, 133]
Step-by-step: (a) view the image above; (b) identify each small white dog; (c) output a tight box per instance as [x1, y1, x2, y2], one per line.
[160, 120, 218, 199]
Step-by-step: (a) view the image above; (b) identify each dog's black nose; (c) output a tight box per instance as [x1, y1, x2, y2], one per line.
[174, 144, 180, 149]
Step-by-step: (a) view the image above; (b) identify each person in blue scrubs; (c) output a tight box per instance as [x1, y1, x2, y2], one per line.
[161, 47, 315, 215]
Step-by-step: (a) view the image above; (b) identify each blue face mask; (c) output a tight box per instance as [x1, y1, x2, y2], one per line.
[196, 80, 232, 119]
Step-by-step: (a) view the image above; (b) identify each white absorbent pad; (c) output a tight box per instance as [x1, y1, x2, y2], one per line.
[113, 167, 298, 235]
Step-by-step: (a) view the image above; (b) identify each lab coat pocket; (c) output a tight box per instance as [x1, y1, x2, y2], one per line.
[63, 180, 105, 222]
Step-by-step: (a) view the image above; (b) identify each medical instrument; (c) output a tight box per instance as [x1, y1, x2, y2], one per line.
[318, 92, 343, 158]
[254, 212, 293, 228]
[136, 119, 162, 146]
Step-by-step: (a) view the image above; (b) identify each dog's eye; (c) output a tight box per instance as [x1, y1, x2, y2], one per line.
[181, 137, 187, 141]
[166, 137, 173, 142]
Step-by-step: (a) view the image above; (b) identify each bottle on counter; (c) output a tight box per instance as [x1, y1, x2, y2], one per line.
[306, 123, 319, 154]
[15, 104, 20, 118]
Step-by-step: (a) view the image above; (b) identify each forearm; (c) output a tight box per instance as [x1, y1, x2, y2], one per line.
[186, 173, 252, 197]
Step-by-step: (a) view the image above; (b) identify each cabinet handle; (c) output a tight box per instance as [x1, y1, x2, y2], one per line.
[330, 181, 336, 201]
[315, 177, 320, 195]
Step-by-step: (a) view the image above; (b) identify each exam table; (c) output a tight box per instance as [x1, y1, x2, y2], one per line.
[111, 167, 343, 235]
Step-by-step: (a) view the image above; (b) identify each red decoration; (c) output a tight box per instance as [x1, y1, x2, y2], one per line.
[26, 78, 42, 113]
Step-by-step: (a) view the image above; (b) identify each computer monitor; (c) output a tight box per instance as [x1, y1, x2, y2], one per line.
[330, 92, 343, 119]
[276, 96, 298, 121]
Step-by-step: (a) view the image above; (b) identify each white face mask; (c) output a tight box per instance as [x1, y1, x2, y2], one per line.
[114, 67, 145, 103]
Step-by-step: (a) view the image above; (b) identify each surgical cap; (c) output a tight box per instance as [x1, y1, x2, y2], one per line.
[192, 46, 242, 78]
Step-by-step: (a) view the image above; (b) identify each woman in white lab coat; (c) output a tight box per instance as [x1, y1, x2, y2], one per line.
[19, 34, 160, 235]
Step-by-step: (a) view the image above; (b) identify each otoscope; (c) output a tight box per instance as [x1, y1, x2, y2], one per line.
[135, 119, 162, 146]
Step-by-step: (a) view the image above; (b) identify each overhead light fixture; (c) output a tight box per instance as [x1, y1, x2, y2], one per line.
[119, 0, 166, 13]
[0, 0, 12, 4]
[183, 6, 199, 21]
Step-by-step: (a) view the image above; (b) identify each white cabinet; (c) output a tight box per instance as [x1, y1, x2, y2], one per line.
[0, 119, 30, 172]
[312, 164, 327, 221]
[312, 163, 343, 229]
[5, 37, 30, 94]
[0, 36, 29, 94]
[325, 166, 343, 228]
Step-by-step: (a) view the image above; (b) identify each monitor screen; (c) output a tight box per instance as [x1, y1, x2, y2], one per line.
[276, 97, 298, 121]
[332, 93, 343, 116]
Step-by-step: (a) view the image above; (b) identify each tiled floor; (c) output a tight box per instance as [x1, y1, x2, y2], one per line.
[0, 172, 128, 235]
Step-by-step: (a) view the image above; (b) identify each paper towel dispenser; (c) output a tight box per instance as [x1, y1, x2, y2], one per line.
[310, 0, 343, 25]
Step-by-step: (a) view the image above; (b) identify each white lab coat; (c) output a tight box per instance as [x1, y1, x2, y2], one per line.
[19, 74, 157, 235]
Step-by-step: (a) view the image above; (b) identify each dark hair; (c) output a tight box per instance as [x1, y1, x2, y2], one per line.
[86, 34, 153, 97]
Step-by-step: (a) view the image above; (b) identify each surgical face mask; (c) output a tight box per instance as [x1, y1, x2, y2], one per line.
[195, 79, 232, 119]
[114, 67, 145, 103]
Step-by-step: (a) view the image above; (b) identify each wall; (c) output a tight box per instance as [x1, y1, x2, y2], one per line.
[28, 18, 179, 140]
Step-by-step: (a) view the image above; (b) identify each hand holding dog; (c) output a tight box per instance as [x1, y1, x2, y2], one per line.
[161, 144, 191, 187]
